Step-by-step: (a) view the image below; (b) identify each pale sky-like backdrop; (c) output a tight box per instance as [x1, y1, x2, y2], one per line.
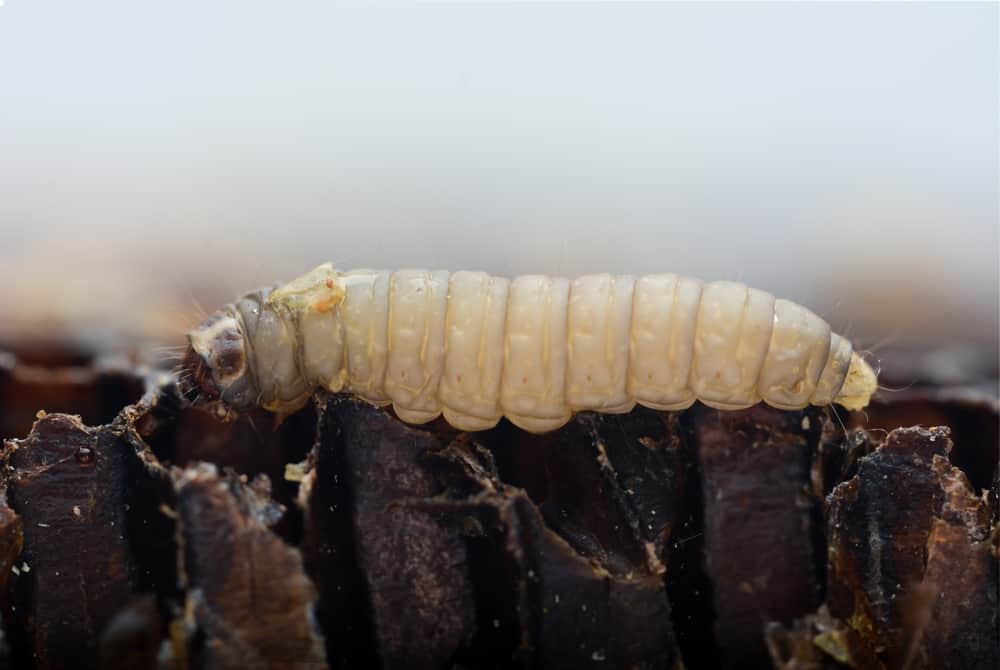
[0, 2, 996, 356]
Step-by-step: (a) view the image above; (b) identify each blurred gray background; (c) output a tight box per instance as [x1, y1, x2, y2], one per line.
[0, 2, 996, 363]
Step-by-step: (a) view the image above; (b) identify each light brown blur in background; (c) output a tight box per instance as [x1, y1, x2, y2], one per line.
[0, 2, 996, 374]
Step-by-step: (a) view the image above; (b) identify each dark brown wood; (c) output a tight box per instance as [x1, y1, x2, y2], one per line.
[302, 396, 475, 670]
[764, 605, 883, 670]
[425, 422, 684, 670]
[174, 464, 327, 669]
[691, 404, 826, 669]
[2, 415, 138, 670]
[0, 347, 995, 670]
[827, 426, 999, 670]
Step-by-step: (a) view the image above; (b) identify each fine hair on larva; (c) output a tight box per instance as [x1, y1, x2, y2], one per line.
[180, 264, 878, 433]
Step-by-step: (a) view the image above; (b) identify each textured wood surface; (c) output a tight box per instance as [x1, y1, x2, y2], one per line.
[0, 349, 995, 670]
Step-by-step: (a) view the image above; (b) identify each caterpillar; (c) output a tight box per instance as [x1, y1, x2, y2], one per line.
[180, 264, 877, 433]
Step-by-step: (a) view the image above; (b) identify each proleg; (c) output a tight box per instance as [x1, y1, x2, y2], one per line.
[181, 264, 878, 433]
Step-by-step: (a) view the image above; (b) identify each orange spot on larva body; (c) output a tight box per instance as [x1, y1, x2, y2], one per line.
[312, 298, 336, 312]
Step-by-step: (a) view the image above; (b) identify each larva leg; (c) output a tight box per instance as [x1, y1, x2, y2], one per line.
[383, 270, 450, 424]
[439, 271, 509, 431]
[690, 281, 775, 410]
[565, 273, 636, 413]
[500, 275, 573, 433]
[626, 274, 702, 411]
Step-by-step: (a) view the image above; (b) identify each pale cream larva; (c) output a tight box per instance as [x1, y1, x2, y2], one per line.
[183, 264, 878, 433]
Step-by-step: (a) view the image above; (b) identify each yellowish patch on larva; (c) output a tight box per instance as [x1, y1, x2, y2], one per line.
[267, 263, 345, 315]
[834, 353, 877, 411]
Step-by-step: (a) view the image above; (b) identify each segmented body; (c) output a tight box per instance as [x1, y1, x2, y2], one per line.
[186, 264, 876, 433]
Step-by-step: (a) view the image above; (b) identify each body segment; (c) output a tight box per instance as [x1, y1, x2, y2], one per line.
[626, 274, 702, 410]
[690, 281, 776, 410]
[566, 273, 635, 414]
[500, 275, 572, 433]
[339, 270, 392, 404]
[185, 264, 877, 432]
[439, 271, 509, 431]
[383, 269, 450, 424]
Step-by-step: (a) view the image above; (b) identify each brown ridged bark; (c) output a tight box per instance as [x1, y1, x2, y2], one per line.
[0, 349, 995, 670]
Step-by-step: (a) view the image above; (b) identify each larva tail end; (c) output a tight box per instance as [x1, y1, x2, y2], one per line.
[834, 353, 878, 411]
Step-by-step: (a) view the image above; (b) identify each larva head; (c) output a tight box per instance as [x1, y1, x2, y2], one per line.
[181, 309, 258, 413]
[834, 353, 878, 411]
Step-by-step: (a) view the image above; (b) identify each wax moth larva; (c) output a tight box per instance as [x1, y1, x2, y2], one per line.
[181, 264, 877, 433]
